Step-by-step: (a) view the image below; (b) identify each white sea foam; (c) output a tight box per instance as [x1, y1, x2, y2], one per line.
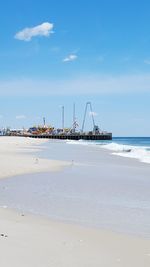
[113, 148, 150, 164]
[101, 143, 150, 164]
[100, 142, 132, 152]
[66, 140, 150, 164]
[66, 140, 81, 145]
[66, 140, 96, 146]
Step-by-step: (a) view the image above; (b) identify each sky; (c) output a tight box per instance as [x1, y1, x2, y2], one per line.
[0, 0, 150, 136]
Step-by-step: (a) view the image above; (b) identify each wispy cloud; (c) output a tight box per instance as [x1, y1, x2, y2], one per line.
[63, 54, 77, 62]
[1, 73, 150, 96]
[16, 115, 26, 120]
[15, 22, 54, 41]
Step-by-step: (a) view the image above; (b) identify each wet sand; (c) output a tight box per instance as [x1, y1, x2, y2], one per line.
[0, 137, 150, 266]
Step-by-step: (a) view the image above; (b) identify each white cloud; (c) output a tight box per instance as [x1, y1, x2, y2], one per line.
[15, 22, 54, 41]
[16, 115, 26, 120]
[1, 73, 150, 96]
[63, 54, 77, 62]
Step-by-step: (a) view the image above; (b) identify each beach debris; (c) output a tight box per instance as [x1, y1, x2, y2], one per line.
[1, 233, 8, 238]
[123, 149, 131, 153]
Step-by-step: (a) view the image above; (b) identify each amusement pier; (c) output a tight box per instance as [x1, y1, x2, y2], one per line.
[4, 102, 112, 141]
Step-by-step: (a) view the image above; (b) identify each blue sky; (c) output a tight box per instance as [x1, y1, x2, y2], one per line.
[0, 0, 150, 136]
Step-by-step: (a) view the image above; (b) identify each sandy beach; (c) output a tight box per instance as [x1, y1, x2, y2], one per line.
[0, 137, 70, 179]
[0, 207, 150, 267]
[0, 137, 150, 266]
[2, 0, 150, 265]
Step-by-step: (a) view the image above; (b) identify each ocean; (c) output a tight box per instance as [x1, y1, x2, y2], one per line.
[65, 137, 150, 164]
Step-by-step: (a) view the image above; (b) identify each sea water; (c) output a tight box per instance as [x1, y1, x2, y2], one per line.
[66, 137, 150, 164]
[0, 138, 150, 238]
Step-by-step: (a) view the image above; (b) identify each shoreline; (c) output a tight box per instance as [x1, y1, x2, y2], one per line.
[0, 137, 150, 236]
[0, 136, 70, 180]
[0, 137, 150, 266]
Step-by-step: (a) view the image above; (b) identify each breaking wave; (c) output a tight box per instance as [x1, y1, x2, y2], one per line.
[101, 143, 150, 164]
[66, 139, 150, 164]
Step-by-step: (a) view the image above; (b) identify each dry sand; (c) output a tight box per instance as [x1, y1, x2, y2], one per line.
[0, 136, 150, 266]
[0, 136, 70, 179]
[0, 207, 150, 267]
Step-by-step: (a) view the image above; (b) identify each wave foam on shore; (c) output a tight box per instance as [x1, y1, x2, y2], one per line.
[66, 140, 150, 164]
[102, 143, 150, 164]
